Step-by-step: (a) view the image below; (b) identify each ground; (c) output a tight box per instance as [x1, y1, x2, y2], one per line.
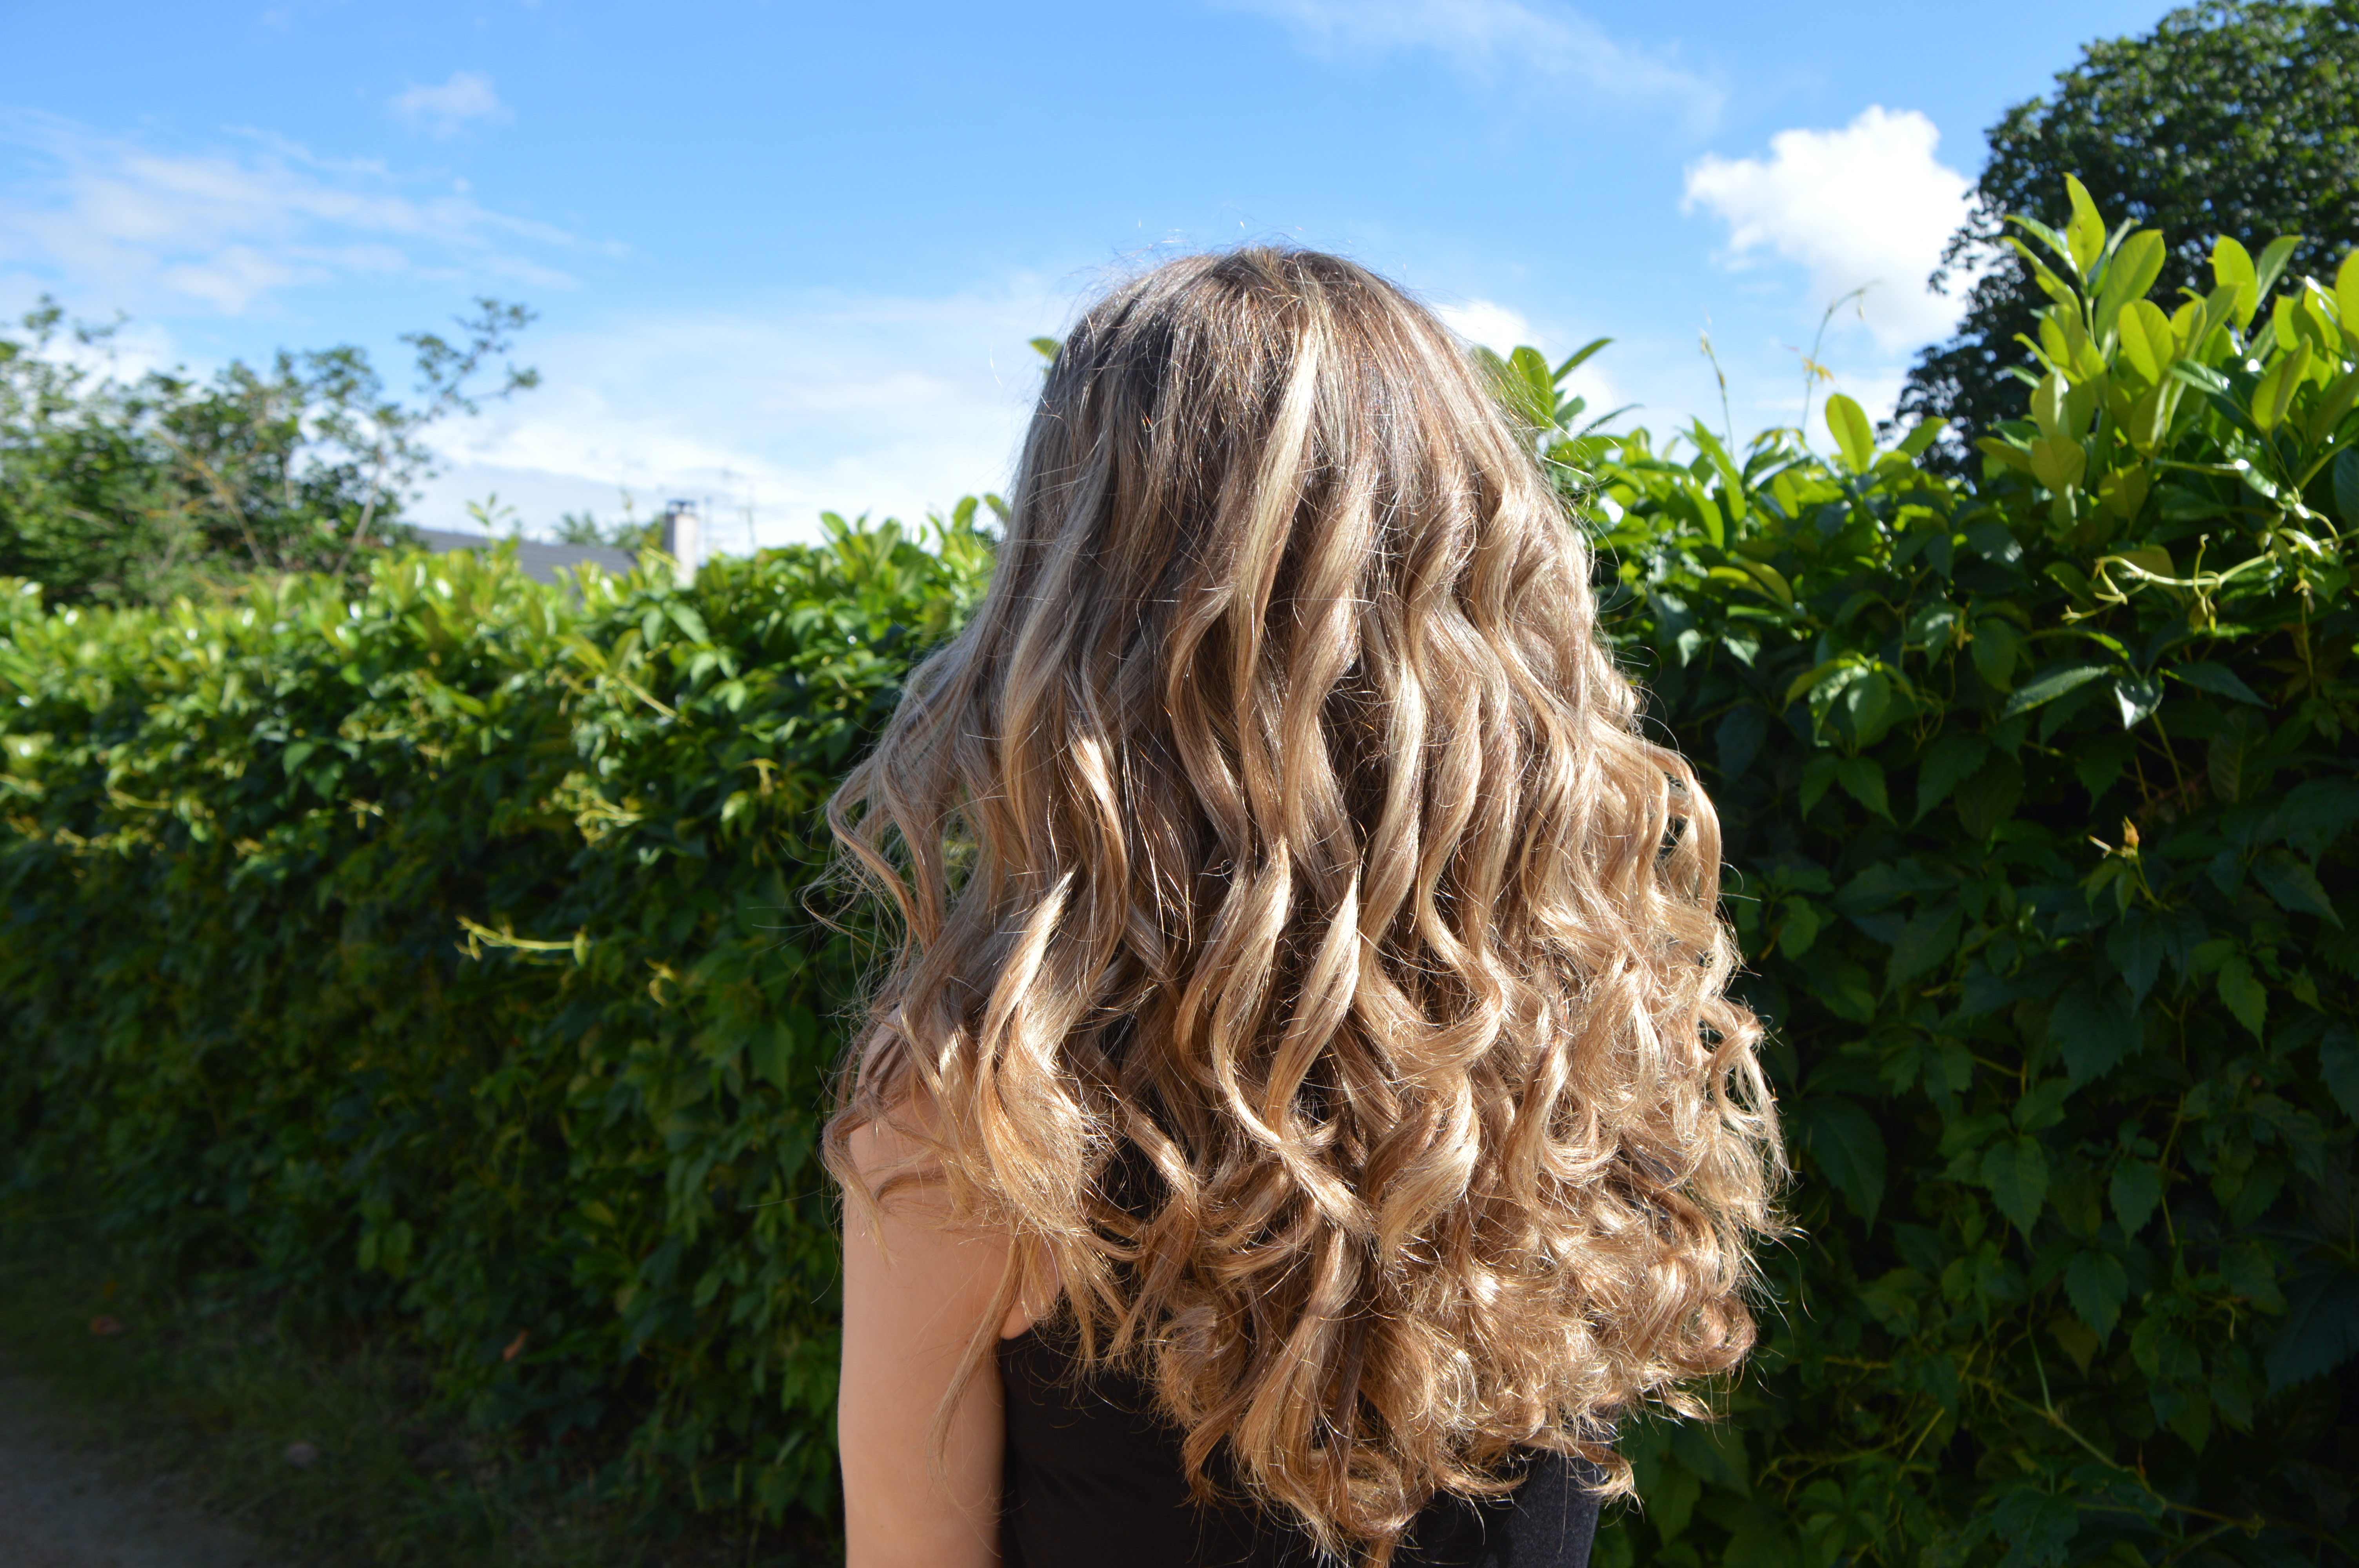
[0, 1369, 280, 1568]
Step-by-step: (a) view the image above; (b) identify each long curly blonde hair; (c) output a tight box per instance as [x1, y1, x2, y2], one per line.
[823, 247, 1780, 1562]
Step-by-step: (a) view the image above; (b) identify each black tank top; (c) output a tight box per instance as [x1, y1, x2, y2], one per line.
[998, 1321, 1601, 1567]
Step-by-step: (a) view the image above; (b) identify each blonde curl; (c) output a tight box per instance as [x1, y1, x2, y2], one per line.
[823, 248, 1782, 1562]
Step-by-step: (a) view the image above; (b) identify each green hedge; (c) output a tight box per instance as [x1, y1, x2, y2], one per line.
[3, 186, 2355, 1566]
[0, 510, 993, 1525]
[1542, 188, 2357, 1568]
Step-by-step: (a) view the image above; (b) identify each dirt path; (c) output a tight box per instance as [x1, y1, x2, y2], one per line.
[0, 1372, 280, 1568]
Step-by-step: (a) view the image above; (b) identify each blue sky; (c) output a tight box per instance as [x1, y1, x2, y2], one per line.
[2, 0, 2168, 548]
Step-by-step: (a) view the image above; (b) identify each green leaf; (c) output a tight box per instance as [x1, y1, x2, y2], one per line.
[1835, 755, 1891, 819]
[1844, 671, 1893, 742]
[2251, 339, 2312, 433]
[1916, 729, 1987, 819]
[2030, 369, 2071, 438]
[1954, 752, 2025, 840]
[2011, 1078, 2071, 1133]
[2112, 675, 2161, 728]
[2216, 953, 2268, 1040]
[2168, 661, 2264, 705]
[2223, 1241, 2286, 1314]
[2114, 297, 2173, 383]
[2254, 850, 2340, 924]
[1887, 904, 1961, 990]
[1981, 1135, 2050, 1236]
[2338, 248, 2359, 339]
[2333, 449, 2359, 528]
[2209, 728, 2247, 804]
[2276, 777, 2359, 860]
[747, 1019, 793, 1091]
[1669, 1421, 1750, 1498]
[1970, 619, 2021, 691]
[2319, 1028, 2359, 1121]
[1716, 704, 1769, 779]
[2048, 982, 2141, 1084]
[2094, 230, 2166, 338]
[2105, 912, 2168, 1006]
[2110, 1160, 2163, 1236]
[2266, 1267, 2359, 1390]
[1783, 659, 1845, 709]
[1554, 336, 1612, 380]
[1794, 1096, 1886, 1222]
[2001, 660, 2108, 718]
[2252, 232, 2304, 306]
[1962, 519, 2021, 564]
[2308, 366, 2359, 445]
[2214, 235, 2259, 326]
[2028, 434, 2087, 492]
[1775, 896, 1823, 958]
[2065, 1250, 2129, 1341]
[2063, 175, 2106, 277]
[1799, 753, 1839, 817]
[1825, 393, 1874, 474]
[1897, 417, 1947, 459]
[1730, 556, 1793, 606]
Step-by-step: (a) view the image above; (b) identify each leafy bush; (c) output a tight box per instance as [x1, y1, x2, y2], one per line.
[0, 297, 538, 606]
[1899, 0, 2359, 459]
[0, 511, 992, 1530]
[1529, 183, 2356, 1568]
[4, 183, 2355, 1566]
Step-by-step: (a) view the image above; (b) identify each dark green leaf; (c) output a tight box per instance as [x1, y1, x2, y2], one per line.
[1716, 705, 1768, 779]
[1799, 753, 1839, 817]
[1971, 619, 2022, 691]
[2266, 1266, 2359, 1389]
[2209, 729, 2247, 803]
[2105, 912, 2168, 1006]
[2274, 777, 2359, 860]
[1955, 753, 2025, 839]
[2169, 661, 2264, 705]
[1793, 1096, 1886, 1222]
[2002, 660, 2109, 719]
[2217, 953, 2268, 1039]
[1915, 729, 1988, 820]
[2110, 1160, 2163, 1236]
[1981, 1136, 2050, 1236]
[2320, 1027, 2359, 1121]
[2065, 1250, 2129, 1341]
[1887, 904, 1962, 991]
[2253, 849, 2341, 925]
[1962, 520, 2021, 565]
[1834, 755, 1891, 819]
[2048, 982, 2141, 1084]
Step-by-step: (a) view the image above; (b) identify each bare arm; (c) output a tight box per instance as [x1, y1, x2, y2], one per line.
[838, 1118, 1012, 1568]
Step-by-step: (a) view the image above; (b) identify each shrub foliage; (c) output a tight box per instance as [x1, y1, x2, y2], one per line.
[0, 510, 992, 1524]
[4, 189, 2356, 1564]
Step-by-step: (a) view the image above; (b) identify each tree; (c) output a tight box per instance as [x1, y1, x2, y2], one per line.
[554, 496, 661, 552]
[1898, 0, 2359, 460]
[0, 298, 538, 605]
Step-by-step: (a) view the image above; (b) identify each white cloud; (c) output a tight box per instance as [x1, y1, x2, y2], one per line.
[0, 111, 600, 315]
[391, 72, 509, 139]
[1433, 295, 1629, 424]
[1435, 298, 1536, 356]
[1683, 106, 1973, 351]
[1226, 0, 1720, 127]
[414, 278, 1080, 550]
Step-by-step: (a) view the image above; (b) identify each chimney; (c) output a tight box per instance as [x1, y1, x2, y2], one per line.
[660, 499, 703, 579]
